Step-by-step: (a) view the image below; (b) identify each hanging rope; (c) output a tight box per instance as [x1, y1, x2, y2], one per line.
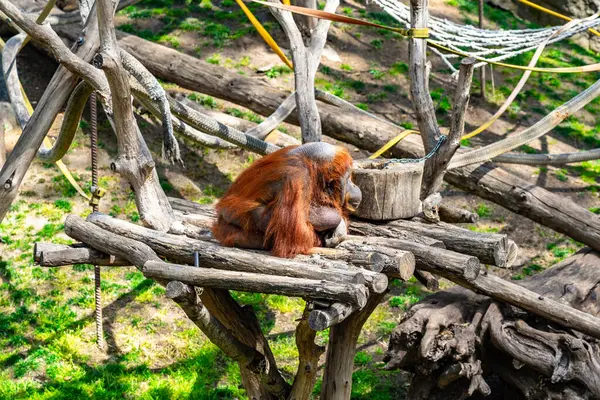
[89, 91, 105, 349]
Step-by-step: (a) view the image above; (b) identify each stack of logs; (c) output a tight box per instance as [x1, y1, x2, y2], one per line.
[34, 197, 528, 333]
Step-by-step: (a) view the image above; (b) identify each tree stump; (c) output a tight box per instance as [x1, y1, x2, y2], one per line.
[352, 159, 423, 221]
[384, 248, 600, 400]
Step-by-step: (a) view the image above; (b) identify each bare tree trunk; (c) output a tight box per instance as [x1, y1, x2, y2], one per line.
[293, 0, 317, 39]
[320, 293, 387, 400]
[478, 0, 486, 99]
[95, 0, 174, 231]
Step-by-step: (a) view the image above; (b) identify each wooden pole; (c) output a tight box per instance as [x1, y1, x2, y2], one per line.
[479, 0, 486, 98]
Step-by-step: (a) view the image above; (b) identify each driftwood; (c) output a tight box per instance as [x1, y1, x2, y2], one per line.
[34, 242, 129, 266]
[353, 218, 514, 268]
[352, 159, 423, 220]
[49, 25, 600, 253]
[385, 249, 600, 399]
[144, 261, 369, 307]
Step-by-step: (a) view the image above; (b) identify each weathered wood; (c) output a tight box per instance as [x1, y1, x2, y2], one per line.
[34, 242, 129, 266]
[445, 161, 600, 254]
[166, 281, 268, 376]
[308, 302, 358, 331]
[386, 249, 600, 399]
[320, 293, 386, 400]
[336, 241, 415, 281]
[0, 3, 101, 223]
[348, 235, 480, 281]
[420, 58, 475, 198]
[288, 306, 325, 400]
[414, 270, 439, 291]
[352, 159, 423, 220]
[64, 215, 160, 267]
[87, 213, 384, 294]
[358, 218, 512, 268]
[349, 219, 445, 248]
[421, 192, 442, 222]
[438, 204, 479, 224]
[95, 0, 175, 232]
[409, 0, 441, 154]
[269, 0, 339, 143]
[144, 260, 369, 307]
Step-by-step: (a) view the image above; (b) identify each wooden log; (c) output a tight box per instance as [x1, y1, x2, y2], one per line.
[456, 270, 600, 341]
[34, 242, 129, 266]
[349, 219, 445, 248]
[445, 162, 600, 255]
[87, 213, 386, 293]
[295, 252, 389, 294]
[352, 159, 423, 220]
[64, 215, 161, 267]
[347, 235, 480, 281]
[421, 192, 442, 222]
[166, 281, 268, 375]
[335, 241, 415, 281]
[308, 302, 359, 331]
[355, 218, 512, 268]
[439, 205, 479, 224]
[414, 270, 439, 291]
[143, 261, 369, 307]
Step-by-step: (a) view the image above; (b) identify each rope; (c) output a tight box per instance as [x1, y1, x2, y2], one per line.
[90, 91, 104, 349]
[254, 1, 600, 73]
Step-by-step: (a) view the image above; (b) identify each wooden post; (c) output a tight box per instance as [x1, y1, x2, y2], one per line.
[269, 0, 339, 143]
[421, 57, 476, 198]
[409, 0, 442, 153]
[479, 0, 486, 98]
[320, 293, 386, 399]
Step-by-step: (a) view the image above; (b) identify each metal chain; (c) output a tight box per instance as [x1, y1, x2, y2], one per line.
[90, 91, 104, 349]
[383, 134, 447, 167]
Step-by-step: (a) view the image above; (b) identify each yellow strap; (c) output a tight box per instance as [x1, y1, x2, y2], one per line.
[517, 0, 600, 37]
[235, 0, 294, 69]
[427, 41, 600, 73]
[369, 130, 419, 159]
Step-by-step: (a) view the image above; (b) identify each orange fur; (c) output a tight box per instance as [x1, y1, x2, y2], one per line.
[212, 144, 355, 258]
